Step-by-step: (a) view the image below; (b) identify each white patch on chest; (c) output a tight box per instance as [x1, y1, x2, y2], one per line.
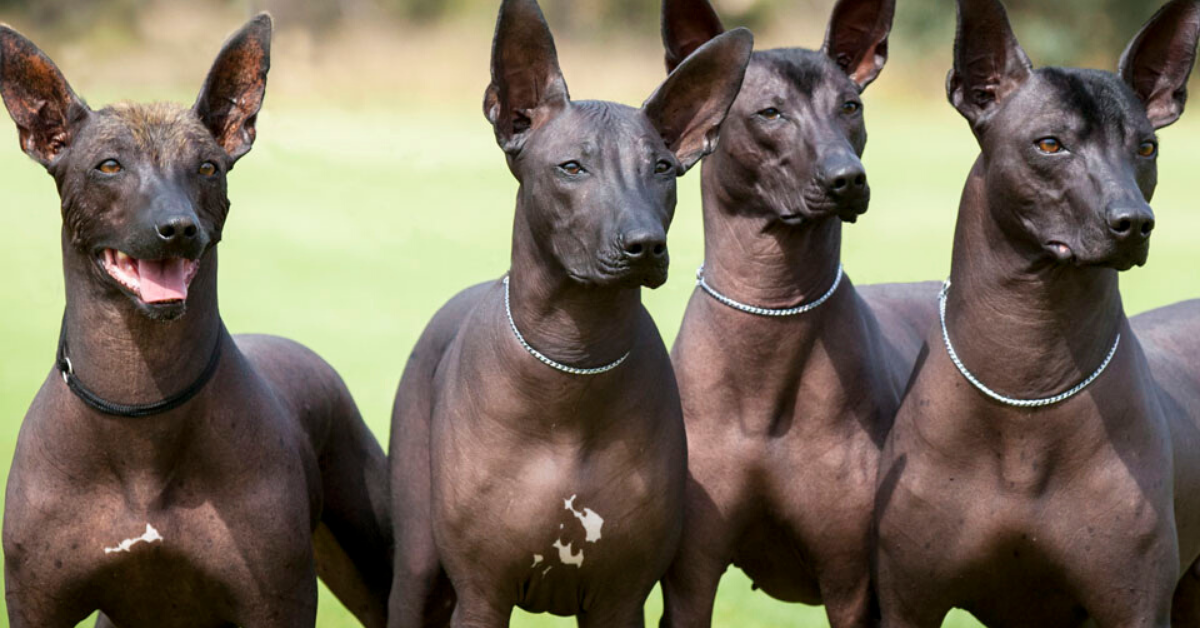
[531, 554, 543, 568]
[564, 494, 604, 542]
[104, 523, 163, 555]
[551, 538, 584, 567]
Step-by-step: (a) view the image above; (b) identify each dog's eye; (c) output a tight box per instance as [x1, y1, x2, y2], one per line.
[198, 162, 217, 177]
[559, 161, 585, 176]
[96, 159, 123, 175]
[1036, 138, 1063, 154]
[1138, 141, 1158, 158]
[757, 107, 782, 120]
[841, 101, 861, 115]
[655, 160, 673, 175]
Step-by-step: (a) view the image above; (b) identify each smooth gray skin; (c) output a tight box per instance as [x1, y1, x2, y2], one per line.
[874, 0, 1200, 626]
[386, 1, 753, 627]
[0, 17, 391, 627]
[656, 1, 938, 626]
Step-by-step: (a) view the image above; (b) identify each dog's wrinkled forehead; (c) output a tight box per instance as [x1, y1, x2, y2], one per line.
[533, 100, 663, 155]
[748, 48, 853, 95]
[1013, 68, 1152, 139]
[82, 102, 215, 164]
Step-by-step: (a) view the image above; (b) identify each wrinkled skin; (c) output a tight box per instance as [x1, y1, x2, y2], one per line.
[386, 1, 753, 626]
[655, 1, 939, 626]
[874, 0, 1200, 626]
[0, 17, 391, 627]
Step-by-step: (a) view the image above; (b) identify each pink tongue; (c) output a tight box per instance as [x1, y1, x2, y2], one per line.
[138, 259, 190, 303]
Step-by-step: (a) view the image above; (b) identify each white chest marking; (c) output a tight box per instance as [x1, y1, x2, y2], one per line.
[551, 538, 584, 567]
[564, 494, 604, 542]
[531, 554, 544, 568]
[104, 523, 163, 555]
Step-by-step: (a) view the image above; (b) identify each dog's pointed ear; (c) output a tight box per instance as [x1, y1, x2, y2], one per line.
[643, 28, 753, 174]
[0, 26, 89, 167]
[483, 0, 569, 155]
[193, 13, 272, 165]
[1118, 0, 1200, 130]
[822, 0, 895, 90]
[662, 0, 726, 74]
[946, 0, 1032, 131]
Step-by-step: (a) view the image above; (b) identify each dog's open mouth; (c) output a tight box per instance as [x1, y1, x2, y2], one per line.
[101, 249, 200, 304]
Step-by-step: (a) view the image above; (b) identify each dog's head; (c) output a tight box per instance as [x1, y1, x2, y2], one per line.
[484, 0, 752, 289]
[662, 0, 894, 226]
[950, 0, 1200, 271]
[0, 15, 271, 319]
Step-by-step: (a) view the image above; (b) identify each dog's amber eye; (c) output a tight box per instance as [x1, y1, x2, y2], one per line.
[1036, 138, 1063, 154]
[559, 161, 584, 176]
[841, 101, 861, 115]
[758, 107, 782, 120]
[1138, 141, 1158, 158]
[655, 160, 673, 175]
[97, 159, 122, 174]
[198, 162, 217, 177]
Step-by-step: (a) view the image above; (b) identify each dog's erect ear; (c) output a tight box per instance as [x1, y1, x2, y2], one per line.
[193, 13, 272, 165]
[946, 0, 1032, 130]
[822, 0, 895, 89]
[662, 0, 726, 74]
[483, 0, 569, 155]
[644, 28, 753, 173]
[0, 26, 89, 167]
[1119, 0, 1200, 130]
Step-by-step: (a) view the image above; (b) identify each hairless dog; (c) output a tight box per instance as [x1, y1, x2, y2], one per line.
[386, 0, 752, 626]
[874, 0, 1200, 625]
[0, 16, 391, 627]
[657, 1, 939, 626]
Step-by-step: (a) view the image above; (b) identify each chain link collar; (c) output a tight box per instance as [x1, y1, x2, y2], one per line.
[503, 275, 629, 376]
[695, 263, 844, 317]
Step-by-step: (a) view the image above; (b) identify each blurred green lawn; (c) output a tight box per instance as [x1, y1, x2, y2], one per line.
[2, 86, 1199, 625]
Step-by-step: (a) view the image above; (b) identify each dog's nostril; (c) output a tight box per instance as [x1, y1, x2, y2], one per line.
[159, 225, 176, 239]
[653, 243, 666, 256]
[627, 243, 644, 256]
[184, 225, 197, 238]
[1116, 219, 1132, 234]
[854, 174, 867, 187]
[832, 177, 848, 191]
[1141, 221, 1154, 236]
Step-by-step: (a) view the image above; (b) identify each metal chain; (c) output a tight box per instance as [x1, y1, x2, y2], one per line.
[695, 263, 844, 317]
[938, 280, 1120, 408]
[503, 275, 629, 376]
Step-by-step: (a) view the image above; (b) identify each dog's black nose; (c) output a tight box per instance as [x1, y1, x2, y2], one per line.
[821, 162, 868, 200]
[1107, 205, 1155, 242]
[156, 215, 199, 243]
[622, 231, 667, 261]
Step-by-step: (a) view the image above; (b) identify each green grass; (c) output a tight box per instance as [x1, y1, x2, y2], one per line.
[2, 93, 1199, 627]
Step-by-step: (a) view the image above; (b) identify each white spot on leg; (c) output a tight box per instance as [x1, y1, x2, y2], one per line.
[564, 494, 604, 542]
[104, 523, 163, 554]
[552, 538, 584, 567]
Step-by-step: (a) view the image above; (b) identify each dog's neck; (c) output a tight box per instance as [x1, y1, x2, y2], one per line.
[506, 207, 642, 369]
[946, 159, 1126, 398]
[699, 161, 844, 310]
[60, 229, 224, 408]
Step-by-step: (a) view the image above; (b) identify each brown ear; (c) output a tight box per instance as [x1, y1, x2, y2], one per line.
[643, 28, 753, 173]
[822, 0, 895, 89]
[483, 0, 569, 155]
[193, 13, 272, 164]
[946, 0, 1032, 131]
[662, 0, 726, 74]
[0, 25, 89, 167]
[1119, 0, 1200, 130]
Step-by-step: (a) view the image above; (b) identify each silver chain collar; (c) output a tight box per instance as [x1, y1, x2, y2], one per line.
[938, 280, 1120, 408]
[502, 275, 629, 376]
[695, 263, 844, 317]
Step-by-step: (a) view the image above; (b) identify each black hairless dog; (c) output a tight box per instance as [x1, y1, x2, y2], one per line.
[0, 16, 391, 627]
[657, 1, 938, 626]
[386, 0, 752, 625]
[874, 0, 1200, 625]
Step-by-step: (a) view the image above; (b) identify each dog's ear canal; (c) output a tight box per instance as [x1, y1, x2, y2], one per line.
[643, 28, 753, 174]
[662, 0, 726, 74]
[1119, 0, 1200, 130]
[0, 27, 89, 167]
[193, 13, 272, 165]
[947, 0, 1032, 131]
[483, 0, 570, 155]
[822, 0, 896, 89]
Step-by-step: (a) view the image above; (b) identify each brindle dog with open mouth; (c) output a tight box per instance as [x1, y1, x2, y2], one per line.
[874, 0, 1200, 625]
[1, 15, 391, 627]
[657, 1, 939, 626]
[386, 0, 752, 625]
